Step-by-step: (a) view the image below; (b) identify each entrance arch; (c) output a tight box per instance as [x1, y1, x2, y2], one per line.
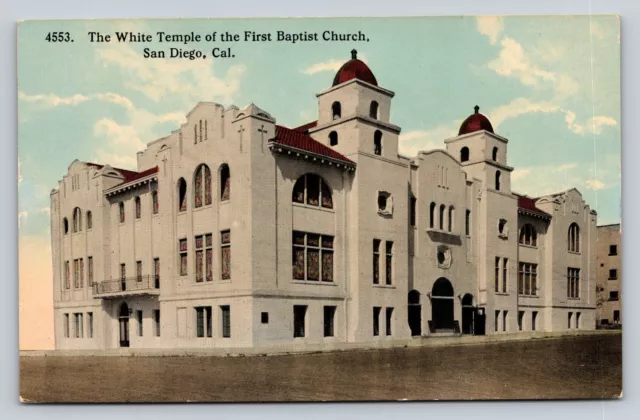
[431, 278, 454, 331]
[461, 293, 474, 334]
[408, 290, 422, 336]
[118, 302, 130, 348]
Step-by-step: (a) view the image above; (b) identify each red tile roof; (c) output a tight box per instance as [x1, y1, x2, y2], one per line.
[514, 194, 551, 219]
[294, 120, 318, 133]
[270, 125, 355, 168]
[86, 162, 159, 192]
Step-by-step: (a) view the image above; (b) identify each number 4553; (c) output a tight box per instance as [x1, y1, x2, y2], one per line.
[45, 32, 72, 42]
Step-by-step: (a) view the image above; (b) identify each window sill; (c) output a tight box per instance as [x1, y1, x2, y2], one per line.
[193, 204, 213, 213]
[292, 202, 335, 213]
[518, 243, 538, 249]
[518, 294, 539, 298]
[608, 278, 618, 281]
[568, 251, 581, 255]
[373, 284, 395, 289]
[292, 280, 337, 286]
[567, 297, 581, 301]
[494, 292, 510, 296]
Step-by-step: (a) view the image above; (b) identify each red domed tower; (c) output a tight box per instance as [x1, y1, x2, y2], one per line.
[458, 105, 494, 136]
[332, 49, 378, 87]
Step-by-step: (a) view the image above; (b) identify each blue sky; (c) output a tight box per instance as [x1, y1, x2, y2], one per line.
[18, 16, 621, 241]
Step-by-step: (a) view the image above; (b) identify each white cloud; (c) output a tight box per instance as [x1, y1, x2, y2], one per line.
[18, 91, 135, 110]
[565, 111, 617, 135]
[585, 179, 606, 190]
[489, 98, 559, 127]
[398, 124, 458, 157]
[488, 38, 557, 87]
[476, 16, 504, 45]
[303, 55, 368, 75]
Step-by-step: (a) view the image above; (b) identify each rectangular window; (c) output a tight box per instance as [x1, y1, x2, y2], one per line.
[137, 310, 143, 336]
[179, 239, 188, 276]
[64, 261, 70, 289]
[64, 313, 70, 338]
[120, 263, 126, 291]
[73, 259, 79, 288]
[324, 306, 336, 337]
[292, 231, 334, 282]
[385, 307, 394, 336]
[518, 311, 524, 331]
[609, 291, 619, 301]
[261, 312, 269, 324]
[87, 312, 93, 338]
[495, 310, 500, 332]
[74, 313, 83, 338]
[465, 209, 471, 236]
[373, 307, 381, 336]
[609, 245, 617, 256]
[567, 267, 580, 298]
[494, 257, 500, 292]
[221, 230, 231, 280]
[518, 262, 538, 296]
[609, 269, 617, 280]
[195, 306, 212, 338]
[532, 311, 538, 331]
[410, 197, 416, 226]
[576, 312, 581, 329]
[152, 191, 159, 214]
[293, 305, 306, 338]
[135, 198, 141, 219]
[502, 310, 508, 332]
[136, 261, 142, 282]
[385, 241, 393, 285]
[79, 258, 84, 287]
[154, 309, 161, 337]
[568, 312, 573, 329]
[153, 258, 160, 288]
[502, 258, 508, 293]
[195, 234, 212, 282]
[88, 256, 93, 285]
[373, 239, 380, 284]
[221, 306, 230, 338]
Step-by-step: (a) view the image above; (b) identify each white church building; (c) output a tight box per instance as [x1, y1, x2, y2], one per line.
[50, 50, 598, 350]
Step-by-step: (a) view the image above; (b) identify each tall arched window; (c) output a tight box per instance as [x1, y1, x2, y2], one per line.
[152, 191, 159, 214]
[429, 202, 436, 228]
[119, 202, 125, 223]
[292, 173, 333, 209]
[194, 164, 212, 208]
[374, 130, 382, 155]
[72, 207, 82, 232]
[86, 211, 92, 230]
[63, 217, 69, 235]
[448, 206, 455, 232]
[329, 131, 338, 146]
[134, 196, 141, 219]
[177, 178, 187, 212]
[460, 147, 470, 162]
[220, 164, 230, 201]
[568, 223, 580, 252]
[492, 147, 498, 161]
[439, 204, 446, 230]
[495, 171, 501, 191]
[519, 224, 538, 247]
[369, 101, 379, 119]
[332, 101, 341, 120]
[465, 209, 471, 236]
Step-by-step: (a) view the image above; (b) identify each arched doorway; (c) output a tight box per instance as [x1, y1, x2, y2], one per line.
[408, 290, 421, 336]
[431, 278, 454, 331]
[118, 302, 130, 348]
[461, 293, 474, 334]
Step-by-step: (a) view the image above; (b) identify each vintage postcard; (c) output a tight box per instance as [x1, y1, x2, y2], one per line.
[18, 16, 622, 402]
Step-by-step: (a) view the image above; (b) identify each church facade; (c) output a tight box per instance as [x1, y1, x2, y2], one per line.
[50, 50, 598, 350]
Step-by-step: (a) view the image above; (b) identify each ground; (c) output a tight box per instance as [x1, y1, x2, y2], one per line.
[19, 334, 622, 402]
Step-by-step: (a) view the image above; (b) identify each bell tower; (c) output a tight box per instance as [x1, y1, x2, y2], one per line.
[308, 49, 401, 161]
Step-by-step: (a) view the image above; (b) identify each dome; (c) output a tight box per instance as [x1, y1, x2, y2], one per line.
[332, 49, 378, 87]
[458, 105, 494, 135]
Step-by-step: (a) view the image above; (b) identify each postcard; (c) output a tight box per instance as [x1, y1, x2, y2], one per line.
[18, 16, 622, 402]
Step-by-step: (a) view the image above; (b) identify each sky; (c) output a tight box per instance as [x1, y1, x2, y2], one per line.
[17, 16, 620, 349]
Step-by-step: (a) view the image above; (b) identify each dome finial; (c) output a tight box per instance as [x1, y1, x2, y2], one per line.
[474, 105, 480, 114]
[351, 49, 357, 60]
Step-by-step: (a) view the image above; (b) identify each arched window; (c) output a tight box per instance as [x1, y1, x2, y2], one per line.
[465, 209, 471, 236]
[177, 178, 187, 212]
[220, 164, 230, 201]
[495, 171, 501, 191]
[439, 204, 446, 230]
[448, 206, 454, 232]
[460, 147, 469, 162]
[519, 224, 538, 247]
[568, 223, 580, 252]
[72, 207, 82, 232]
[492, 147, 498, 161]
[374, 130, 382, 155]
[194, 164, 212, 208]
[369, 101, 379, 119]
[152, 191, 159, 214]
[119, 202, 125, 223]
[329, 131, 338, 146]
[63, 217, 69, 235]
[86, 211, 92, 230]
[134, 196, 141, 219]
[332, 101, 341, 120]
[429, 202, 436, 228]
[292, 173, 333, 209]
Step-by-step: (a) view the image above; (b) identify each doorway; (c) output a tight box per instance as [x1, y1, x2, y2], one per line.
[461, 293, 474, 334]
[119, 302, 130, 347]
[431, 278, 454, 331]
[408, 290, 421, 336]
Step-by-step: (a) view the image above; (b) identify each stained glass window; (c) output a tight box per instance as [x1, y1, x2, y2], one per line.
[292, 174, 333, 209]
[385, 241, 393, 285]
[291, 231, 334, 282]
[73, 259, 79, 288]
[135, 197, 141, 219]
[322, 250, 333, 282]
[88, 256, 93, 284]
[220, 164, 230, 201]
[119, 202, 125, 223]
[65, 261, 70, 289]
[194, 167, 203, 208]
[307, 249, 320, 280]
[204, 166, 212, 205]
[152, 191, 159, 214]
[80, 258, 84, 287]
[195, 250, 203, 282]
[194, 233, 212, 282]
[206, 249, 213, 282]
[179, 239, 188, 276]
[321, 181, 333, 209]
[373, 239, 380, 284]
[178, 178, 187, 212]
[306, 174, 320, 206]
[221, 230, 231, 280]
[292, 177, 305, 203]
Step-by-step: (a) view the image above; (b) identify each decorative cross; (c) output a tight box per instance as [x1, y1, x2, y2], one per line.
[238, 126, 245, 153]
[257, 125, 268, 153]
